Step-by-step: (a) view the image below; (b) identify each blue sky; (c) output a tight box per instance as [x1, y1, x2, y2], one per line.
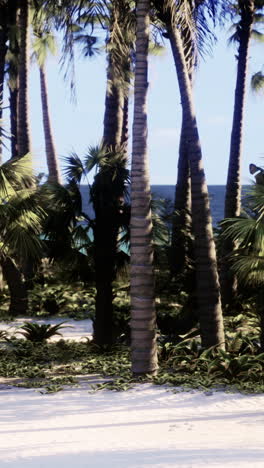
[4, 26, 264, 185]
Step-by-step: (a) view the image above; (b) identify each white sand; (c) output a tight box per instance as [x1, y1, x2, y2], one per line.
[1, 319, 264, 467]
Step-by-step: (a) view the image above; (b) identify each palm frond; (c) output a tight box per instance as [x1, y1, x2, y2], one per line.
[251, 71, 264, 93]
[62, 152, 86, 182]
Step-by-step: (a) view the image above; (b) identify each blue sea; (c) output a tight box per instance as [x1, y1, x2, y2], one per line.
[80, 185, 250, 227]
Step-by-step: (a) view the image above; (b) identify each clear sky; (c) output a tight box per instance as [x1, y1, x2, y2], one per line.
[4, 26, 264, 186]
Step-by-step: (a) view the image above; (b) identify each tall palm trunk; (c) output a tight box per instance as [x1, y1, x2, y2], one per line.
[10, 86, 18, 159]
[170, 112, 192, 279]
[130, 0, 158, 375]
[0, 5, 8, 165]
[121, 94, 129, 151]
[168, 24, 225, 349]
[103, 57, 123, 147]
[17, 0, 31, 158]
[169, 23, 194, 280]
[93, 52, 124, 346]
[7, 0, 19, 159]
[221, 0, 254, 307]
[39, 65, 61, 183]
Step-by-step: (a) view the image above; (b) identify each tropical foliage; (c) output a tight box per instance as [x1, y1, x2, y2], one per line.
[0, 0, 264, 389]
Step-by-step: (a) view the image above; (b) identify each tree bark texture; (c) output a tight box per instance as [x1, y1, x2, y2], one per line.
[225, 0, 254, 219]
[170, 112, 192, 279]
[0, 5, 8, 165]
[10, 86, 18, 159]
[17, 0, 32, 158]
[2, 257, 28, 316]
[169, 25, 225, 349]
[103, 55, 123, 148]
[39, 66, 61, 183]
[130, 0, 158, 375]
[221, 0, 254, 307]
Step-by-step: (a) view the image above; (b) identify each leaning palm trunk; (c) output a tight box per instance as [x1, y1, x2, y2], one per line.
[170, 115, 192, 279]
[221, 0, 254, 307]
[169, 23, 194, 280]
[17, 0, 31, 158]
[130, 0, 158, 375]
[168, 24, 225, 349]
[39, 65, 61, 183]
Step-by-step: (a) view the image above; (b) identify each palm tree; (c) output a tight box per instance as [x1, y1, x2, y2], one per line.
[0, 155, 46, 316]
[0, 1, 8, 164]
[221, 175, 264, 349]
[57, 0, 135, 346]
[221, 0, 263, 306]
[153, 0, 225, 349]
[5, 0, 19, 159]
[17, 0, 32, 158]
[32, 11, 62, 183]
[130, 0, 158, 375]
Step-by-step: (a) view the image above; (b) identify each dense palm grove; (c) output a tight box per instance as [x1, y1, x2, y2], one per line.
[0, 0, 264, 392]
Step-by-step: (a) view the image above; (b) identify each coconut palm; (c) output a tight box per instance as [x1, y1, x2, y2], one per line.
[151, 0, 225, 349]
[221, 177, 264, 348]
[31, 10, 62, 183]
[130, 0, 158, 375]
[4, 0, 20, 159]
[0, 154, 46, 316]
[0, 1, 8, 164]
[56, 0, 135, 346]
[17, 0, 32, 158]
[221, 0, 264, 306]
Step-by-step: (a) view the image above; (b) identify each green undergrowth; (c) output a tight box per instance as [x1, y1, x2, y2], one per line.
[1, 330, 264, 394]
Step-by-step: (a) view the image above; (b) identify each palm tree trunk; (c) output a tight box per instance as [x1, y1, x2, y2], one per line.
[7, 0, 19, 159]
[103, 56, 123, 147]
[121, 94, 129, 151]
[17, 0, 31, 158]
[93, 181, 118, 346]
[221, 0, 254, 307]
[2, 257, 28, 316]
[39, 65, 61, 183]
[10, 86, 18, 159]
[93, 51, 124, 346]
[170, 118, 192, 279]
[168, 24, 225, 349]
[0, 6, 8, 165]
[130, 0, 158, 375]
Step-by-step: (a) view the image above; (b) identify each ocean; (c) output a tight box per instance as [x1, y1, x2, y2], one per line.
[151, 185, 226, 226]
[80, 185, 250, 227]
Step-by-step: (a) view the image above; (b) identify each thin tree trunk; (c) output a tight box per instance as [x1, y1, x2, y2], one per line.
[170, 119, 192, 278]
[0, 6, 8, 165]
[121, 94, 129, 151]
[168, 22, 194, 281]
[221, 0, 254, 307]
[7, 0, 19, 159]
[130, 0, 158, 375]
[2, 257, 28, 316]
[103, 56, 123, 148]
[168, 24, 225, 349]
[39, 65, 61, 183]
[17, 0, 31, 158]
[10, 86, 18, 159]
